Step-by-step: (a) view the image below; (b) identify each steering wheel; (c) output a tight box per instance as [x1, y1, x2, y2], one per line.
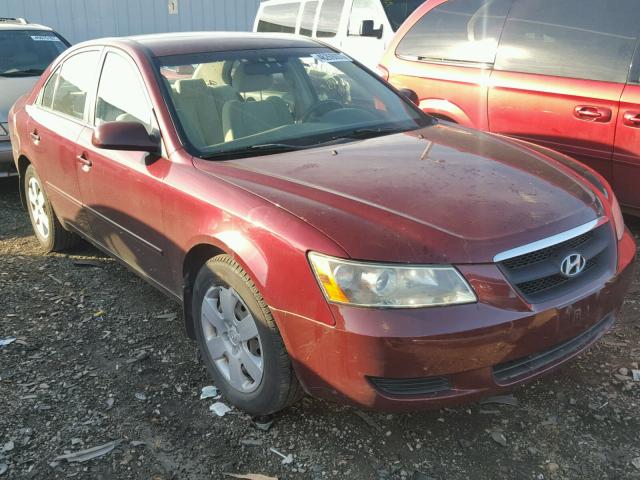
[301, 100, 343, 122]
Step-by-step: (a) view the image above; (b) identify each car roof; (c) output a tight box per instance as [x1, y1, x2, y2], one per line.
[0, 19, 54, 31]
[80, 32, 324, 57]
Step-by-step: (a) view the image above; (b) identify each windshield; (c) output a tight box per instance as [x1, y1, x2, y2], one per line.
[0, 30, 68, 76]
[157, 47, 430, 159]
[382, 0, 425, 31]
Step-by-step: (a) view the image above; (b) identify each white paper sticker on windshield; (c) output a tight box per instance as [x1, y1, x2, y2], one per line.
[310, 53, 352, 63]
[30, 35, 61, 42]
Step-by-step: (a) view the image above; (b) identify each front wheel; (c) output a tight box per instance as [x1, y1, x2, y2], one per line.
[192, 255, 303, 415]
[24, 164, 78, 252]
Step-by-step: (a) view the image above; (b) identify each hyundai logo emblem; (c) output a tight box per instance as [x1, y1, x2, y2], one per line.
[560, 253, 587, 278]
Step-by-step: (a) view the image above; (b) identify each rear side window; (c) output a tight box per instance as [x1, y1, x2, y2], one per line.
[396, 0, 514, 64]
[257, 3, 301, 33]
[495, 0, 639, 83]
[317, 0, 345, 38]
[40, 68, 60, 109]
[49, 51, 100, 121]
[95, 52, 152, 129]
[300, 1, 318, 36]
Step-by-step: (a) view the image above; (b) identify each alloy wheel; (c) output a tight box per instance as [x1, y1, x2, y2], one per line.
[200, 285, 264, 393]
[27, 177, 50, 239]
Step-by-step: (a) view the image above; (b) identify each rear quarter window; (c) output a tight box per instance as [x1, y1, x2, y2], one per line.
[257, 3, 301, 33]
[494, 0, 639, 83]
[396, 0, 514, 64]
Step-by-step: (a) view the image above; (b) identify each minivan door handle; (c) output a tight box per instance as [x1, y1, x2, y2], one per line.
[623, 111, 640, 127]
[574, 105, 612, 122]
[76, 153, 92, 172]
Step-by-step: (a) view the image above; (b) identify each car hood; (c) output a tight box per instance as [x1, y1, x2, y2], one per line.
[193, 123, 601, 264]
[0, 76, 39, 122]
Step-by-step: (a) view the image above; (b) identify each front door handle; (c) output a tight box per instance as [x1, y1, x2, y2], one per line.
[30, 130, 40, 143]
[574, 105, 612, 122]
[623, 111, 640, 127]
[76, 153, 92, 172]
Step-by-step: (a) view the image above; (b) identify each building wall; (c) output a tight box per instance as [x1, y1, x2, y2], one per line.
[0, 0, 261, 44]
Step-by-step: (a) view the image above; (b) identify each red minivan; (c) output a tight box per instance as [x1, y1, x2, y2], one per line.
[379, 0, 640, 213]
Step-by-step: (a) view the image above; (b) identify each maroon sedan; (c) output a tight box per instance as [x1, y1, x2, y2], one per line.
[8, 33, 636, 415]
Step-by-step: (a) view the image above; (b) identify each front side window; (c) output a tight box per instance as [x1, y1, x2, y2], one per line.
[49, 51, 100, 120]
[396, 0, 514, 64]
[317, 0, 345, 38]
[95, 52, 152, 129]
[495, 0, 639, 83]
[381, 0, 425, 31]
[157, 48, 430, 158]
[348, 0, 383, 36]
[300, 1, 319, 37]
[257, 3, 301, 33]
[0, 30, 68, 77]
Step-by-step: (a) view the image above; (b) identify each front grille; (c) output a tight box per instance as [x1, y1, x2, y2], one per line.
[493, 314, 614, 384]
[498, 222, 615, 303]
[368, 376, 450, 397]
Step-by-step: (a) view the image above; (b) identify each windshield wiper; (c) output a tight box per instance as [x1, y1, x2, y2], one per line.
[330, 126, 408, 141]
[0, 68, 44, 77]
[201, 143, 304, 160]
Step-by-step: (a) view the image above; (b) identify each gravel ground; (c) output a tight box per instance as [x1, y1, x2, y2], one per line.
[1, 176, 640, 480]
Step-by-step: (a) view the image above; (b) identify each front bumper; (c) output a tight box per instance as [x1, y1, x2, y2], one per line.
[275, 230, 636, 411]
[0, 141, 17, 177]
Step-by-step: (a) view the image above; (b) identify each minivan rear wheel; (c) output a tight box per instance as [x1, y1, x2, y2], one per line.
[24, 165, 78, 252]
[192, 254, 303, 415]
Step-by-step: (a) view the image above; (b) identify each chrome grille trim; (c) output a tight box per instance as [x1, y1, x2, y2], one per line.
[493, 218, 607, 263]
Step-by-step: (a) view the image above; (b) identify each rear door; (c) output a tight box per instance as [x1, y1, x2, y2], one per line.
[27, 49, 101, 226]
[488, 0, 639, 182]
[613, 45, 640, 210]
[75, 49, 171, 288]
[390, 0, 513, 129]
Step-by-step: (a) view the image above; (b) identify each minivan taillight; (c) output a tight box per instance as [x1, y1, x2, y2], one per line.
[376, 65, 389, 81]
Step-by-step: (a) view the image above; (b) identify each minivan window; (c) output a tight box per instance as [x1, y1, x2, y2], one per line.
[49, 51, 100, 121]
[396, 0, 514, 65]
[495, 0, 639, 84]
[348, 0, 383, 36]
[95, 52, 152, 129]
[300, 1, 319, 36]
[381, 0, 425, 31]
[0, 30, 68, 76]
[317, 0, 345, 38]
[257, 3, 301, 34]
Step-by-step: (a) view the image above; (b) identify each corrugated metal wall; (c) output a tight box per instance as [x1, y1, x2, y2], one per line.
[0, 0, 261, 44]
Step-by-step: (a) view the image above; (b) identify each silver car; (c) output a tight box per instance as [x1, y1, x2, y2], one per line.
[0, 18, 69, 177]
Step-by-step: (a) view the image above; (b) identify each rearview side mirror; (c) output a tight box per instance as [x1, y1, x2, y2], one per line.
[92, 121, 160, 155]
[398, 88, 419, 107]
[360, 20, 383, 39]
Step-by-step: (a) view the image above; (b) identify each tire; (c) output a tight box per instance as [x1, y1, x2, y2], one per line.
[24, 164, 78, 252]
[192, 254, 303, 415]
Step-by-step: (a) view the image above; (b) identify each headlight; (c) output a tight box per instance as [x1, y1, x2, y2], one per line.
[610, 191, 625, 241]
[308, 252, 477, 308]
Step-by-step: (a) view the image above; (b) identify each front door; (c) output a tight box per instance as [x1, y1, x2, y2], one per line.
[613, 81, 640, 210]
[75, 49, 171, 288]
[488, 0, 639, 182]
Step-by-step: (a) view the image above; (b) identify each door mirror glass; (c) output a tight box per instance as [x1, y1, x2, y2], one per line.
[92, 121, 160, 154]
[398, 88, 419, 106]
[360, 20, 383, 38]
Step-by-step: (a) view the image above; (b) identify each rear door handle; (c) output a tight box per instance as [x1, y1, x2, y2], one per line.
[76, 153, 92, 171]
[30, 130, 40, 143]
[623, 111, 640, 127]
[574, 105, 612, 122]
